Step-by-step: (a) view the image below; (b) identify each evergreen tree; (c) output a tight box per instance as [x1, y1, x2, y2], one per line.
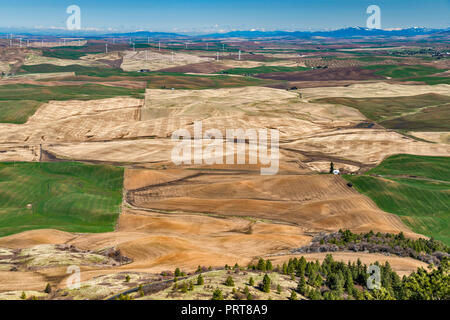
[282, 262, 288, 275]
[314, 274, 323, 288]
[44, 283, 52, 294]
[297, 274, 307, 295]
[262, 274, 271, 293]
[197, 274, 204, 285]
[257, 258, 266, 272]
[290, 291, 297, 300]
[212, 288, 224, 300]
[345, 269, 354, 293]
[249, 277, 255, 286]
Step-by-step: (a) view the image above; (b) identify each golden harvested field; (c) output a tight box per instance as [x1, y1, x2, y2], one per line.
[3, 85, 447, 167]
[23, 52, 109, 68]
[120, 50, 214, 71]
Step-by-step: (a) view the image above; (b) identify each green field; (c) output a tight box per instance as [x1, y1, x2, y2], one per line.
[20, 64, 147, 77]
[0, 162, 124, 237]
[408, 77, 450, 85]
[0, 100, 43, 124]
[344, 154, 450, 244]
[221, 65, 310, 75]
[362, 65, 447, 79]
[313, 93, 450, 131]
[0, 83, 144, 101]
[380, 104, 450, 131]
[42, 49, 97, 60]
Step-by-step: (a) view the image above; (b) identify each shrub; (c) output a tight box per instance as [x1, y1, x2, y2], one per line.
[225, 276, 235, 287]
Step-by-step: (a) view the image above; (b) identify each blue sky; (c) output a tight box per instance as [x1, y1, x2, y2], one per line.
[0, 0, 448, 33]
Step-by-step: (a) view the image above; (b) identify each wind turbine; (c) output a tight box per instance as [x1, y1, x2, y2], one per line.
[105, 43, 108, 53]
[216, 52, 219, 61]
[238, 50, 241, 60]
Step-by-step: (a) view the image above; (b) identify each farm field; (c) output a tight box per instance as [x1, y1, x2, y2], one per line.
[0, 83, 145, 101]
[313, 93, 450, 131]
[221, 65, 310, 75]
[344, 154, 450, 244]
[362, 65, 447, 79]
[0, 31, 449, 301]
[0, 162, 124, 237]
[0, 100, 43, 124]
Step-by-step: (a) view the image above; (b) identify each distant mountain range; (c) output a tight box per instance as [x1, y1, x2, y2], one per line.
[1, 27, 448, 39]
[201, 27, 450, 39]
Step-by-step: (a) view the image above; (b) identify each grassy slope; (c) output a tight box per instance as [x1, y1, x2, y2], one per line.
[380, 104, 450, 131]
[42, 50, 93, 60]
[0, 100, 43, 124]
[0, 83, 145, 101]
[313, 94, 450, 131]
[362, 65, 447, 78]
[344, 154, 450, 244]
[139, 270, 298, 300]
[0, 162, 124, 237]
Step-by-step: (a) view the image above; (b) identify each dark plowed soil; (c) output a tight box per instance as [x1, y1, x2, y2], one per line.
[157, 61, 227, 73]
[256, 66, 384, 81]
